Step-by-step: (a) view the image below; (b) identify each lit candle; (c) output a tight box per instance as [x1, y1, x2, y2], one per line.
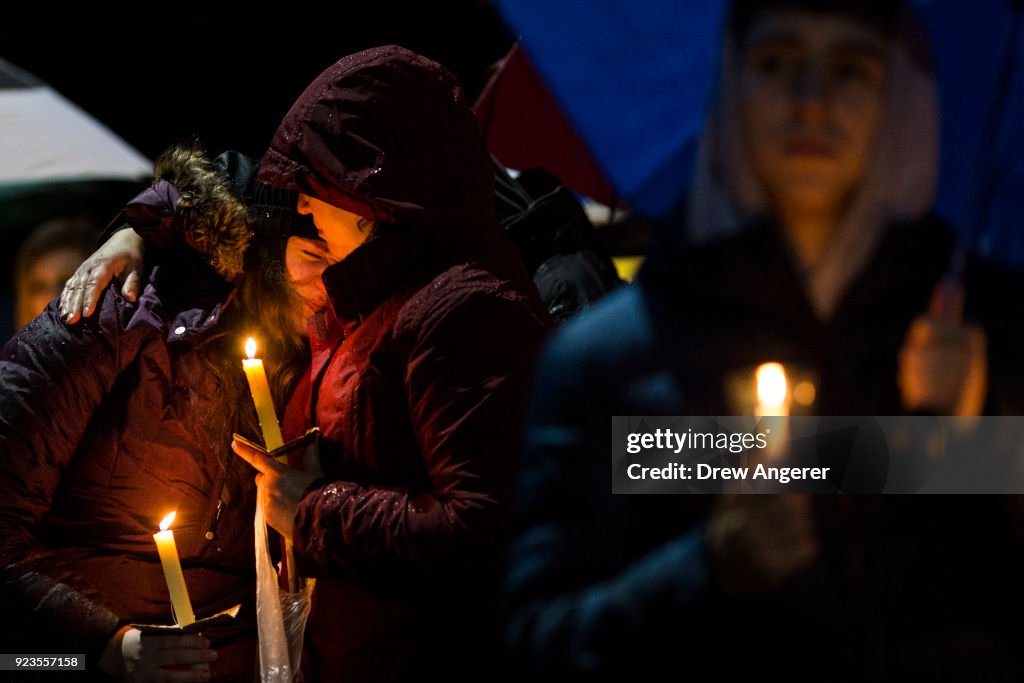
[754, 362, 791, 461]
[241, 336, 298, 592]
[153, 512, 195, 626]
[242, 337, 284, 451]
[754, 362, 790, 417]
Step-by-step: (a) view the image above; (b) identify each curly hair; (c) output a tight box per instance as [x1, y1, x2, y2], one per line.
[153, 145, 253, 281]
[149, 144, 308, 502]
[192, 237, 310, 504]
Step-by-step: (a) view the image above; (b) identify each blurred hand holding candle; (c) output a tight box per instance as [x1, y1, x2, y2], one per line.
[725, 362, 818, 462]
[725, 362, 817, 416]
[153, 511, 195, 626]
[754, 362, 790, 460]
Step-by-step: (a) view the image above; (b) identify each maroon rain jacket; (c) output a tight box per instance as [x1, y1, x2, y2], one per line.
[259, 46, 551, 681]
[0, 254, 257, 680]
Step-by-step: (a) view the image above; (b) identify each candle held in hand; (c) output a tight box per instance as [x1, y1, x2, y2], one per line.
[241, 336, 299, 592]
[153, 511, 195, 626]
[242, 337, 284, 450]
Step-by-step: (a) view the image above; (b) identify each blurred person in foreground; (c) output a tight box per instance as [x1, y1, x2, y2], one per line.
[504, 1, 1024, 680]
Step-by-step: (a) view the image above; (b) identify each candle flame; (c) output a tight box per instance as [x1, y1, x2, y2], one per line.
[245, 337, 257, 360]
[159, 511, 176, 531]
[756, 362, 788, 407]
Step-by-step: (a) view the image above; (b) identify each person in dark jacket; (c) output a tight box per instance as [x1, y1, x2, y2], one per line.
[491, 158, 624, 324]
[665, 0, 1018, 417]
[504, 1, 1024, 680]
[0, 145, 329, 682]
[230, 46, 551, 682]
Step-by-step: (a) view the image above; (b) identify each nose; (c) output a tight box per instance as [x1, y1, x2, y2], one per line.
[296, 193, 312, 215]
[790, 66, 828, 123]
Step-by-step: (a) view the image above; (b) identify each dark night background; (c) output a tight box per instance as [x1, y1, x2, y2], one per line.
[5, 1, 514, 160]
[1, 1, 519, 337]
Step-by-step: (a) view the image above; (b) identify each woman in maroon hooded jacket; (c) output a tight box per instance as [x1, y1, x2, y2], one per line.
[231, 46, 550, 681]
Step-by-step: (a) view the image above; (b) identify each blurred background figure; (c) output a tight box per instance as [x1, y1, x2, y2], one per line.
[632, 0, 1024, 418]
[475, 43, 652, 293]
[13, 217, 98, 330]
[502, 0, 1024, 680]
[492, 158, 624, 324]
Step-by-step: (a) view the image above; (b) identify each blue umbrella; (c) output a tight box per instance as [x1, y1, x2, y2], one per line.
[494, 0, 1024, 266]
[915, 0, 1024, 265]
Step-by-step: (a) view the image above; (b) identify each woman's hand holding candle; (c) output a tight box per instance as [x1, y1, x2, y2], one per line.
[240, 335, 305, 593]
[232, 438, 324, 542]
[98, 626, 217, 682]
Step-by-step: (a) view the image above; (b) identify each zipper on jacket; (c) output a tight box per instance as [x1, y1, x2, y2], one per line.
[201, 484, 228, 551]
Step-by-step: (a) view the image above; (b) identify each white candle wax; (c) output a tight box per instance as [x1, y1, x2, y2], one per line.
[153, 511, 195, 626]
[242, 337, 284, 451]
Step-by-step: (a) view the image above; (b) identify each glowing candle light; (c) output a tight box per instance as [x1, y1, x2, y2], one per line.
[241, 336, 298, 592]
[755, 362, 789, 417]
[153, 512, 195, 626]
[242, 337, 284, 451]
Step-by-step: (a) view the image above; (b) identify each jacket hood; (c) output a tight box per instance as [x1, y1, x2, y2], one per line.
[258, 46, 496, 243]
[146, 146, 253, 281]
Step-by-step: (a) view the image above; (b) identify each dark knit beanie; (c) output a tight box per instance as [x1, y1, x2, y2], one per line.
[250, 182, 319, 240]
[212, 150, 318, 240]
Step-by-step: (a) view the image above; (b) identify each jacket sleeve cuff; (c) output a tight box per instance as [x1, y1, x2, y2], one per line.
[114, 179, 183, 249]
[290, 478, 337, 577]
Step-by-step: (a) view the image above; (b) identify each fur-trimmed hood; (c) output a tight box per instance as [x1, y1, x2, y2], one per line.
[117, 145, 254, 282]
[152, 145, 253, 281]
